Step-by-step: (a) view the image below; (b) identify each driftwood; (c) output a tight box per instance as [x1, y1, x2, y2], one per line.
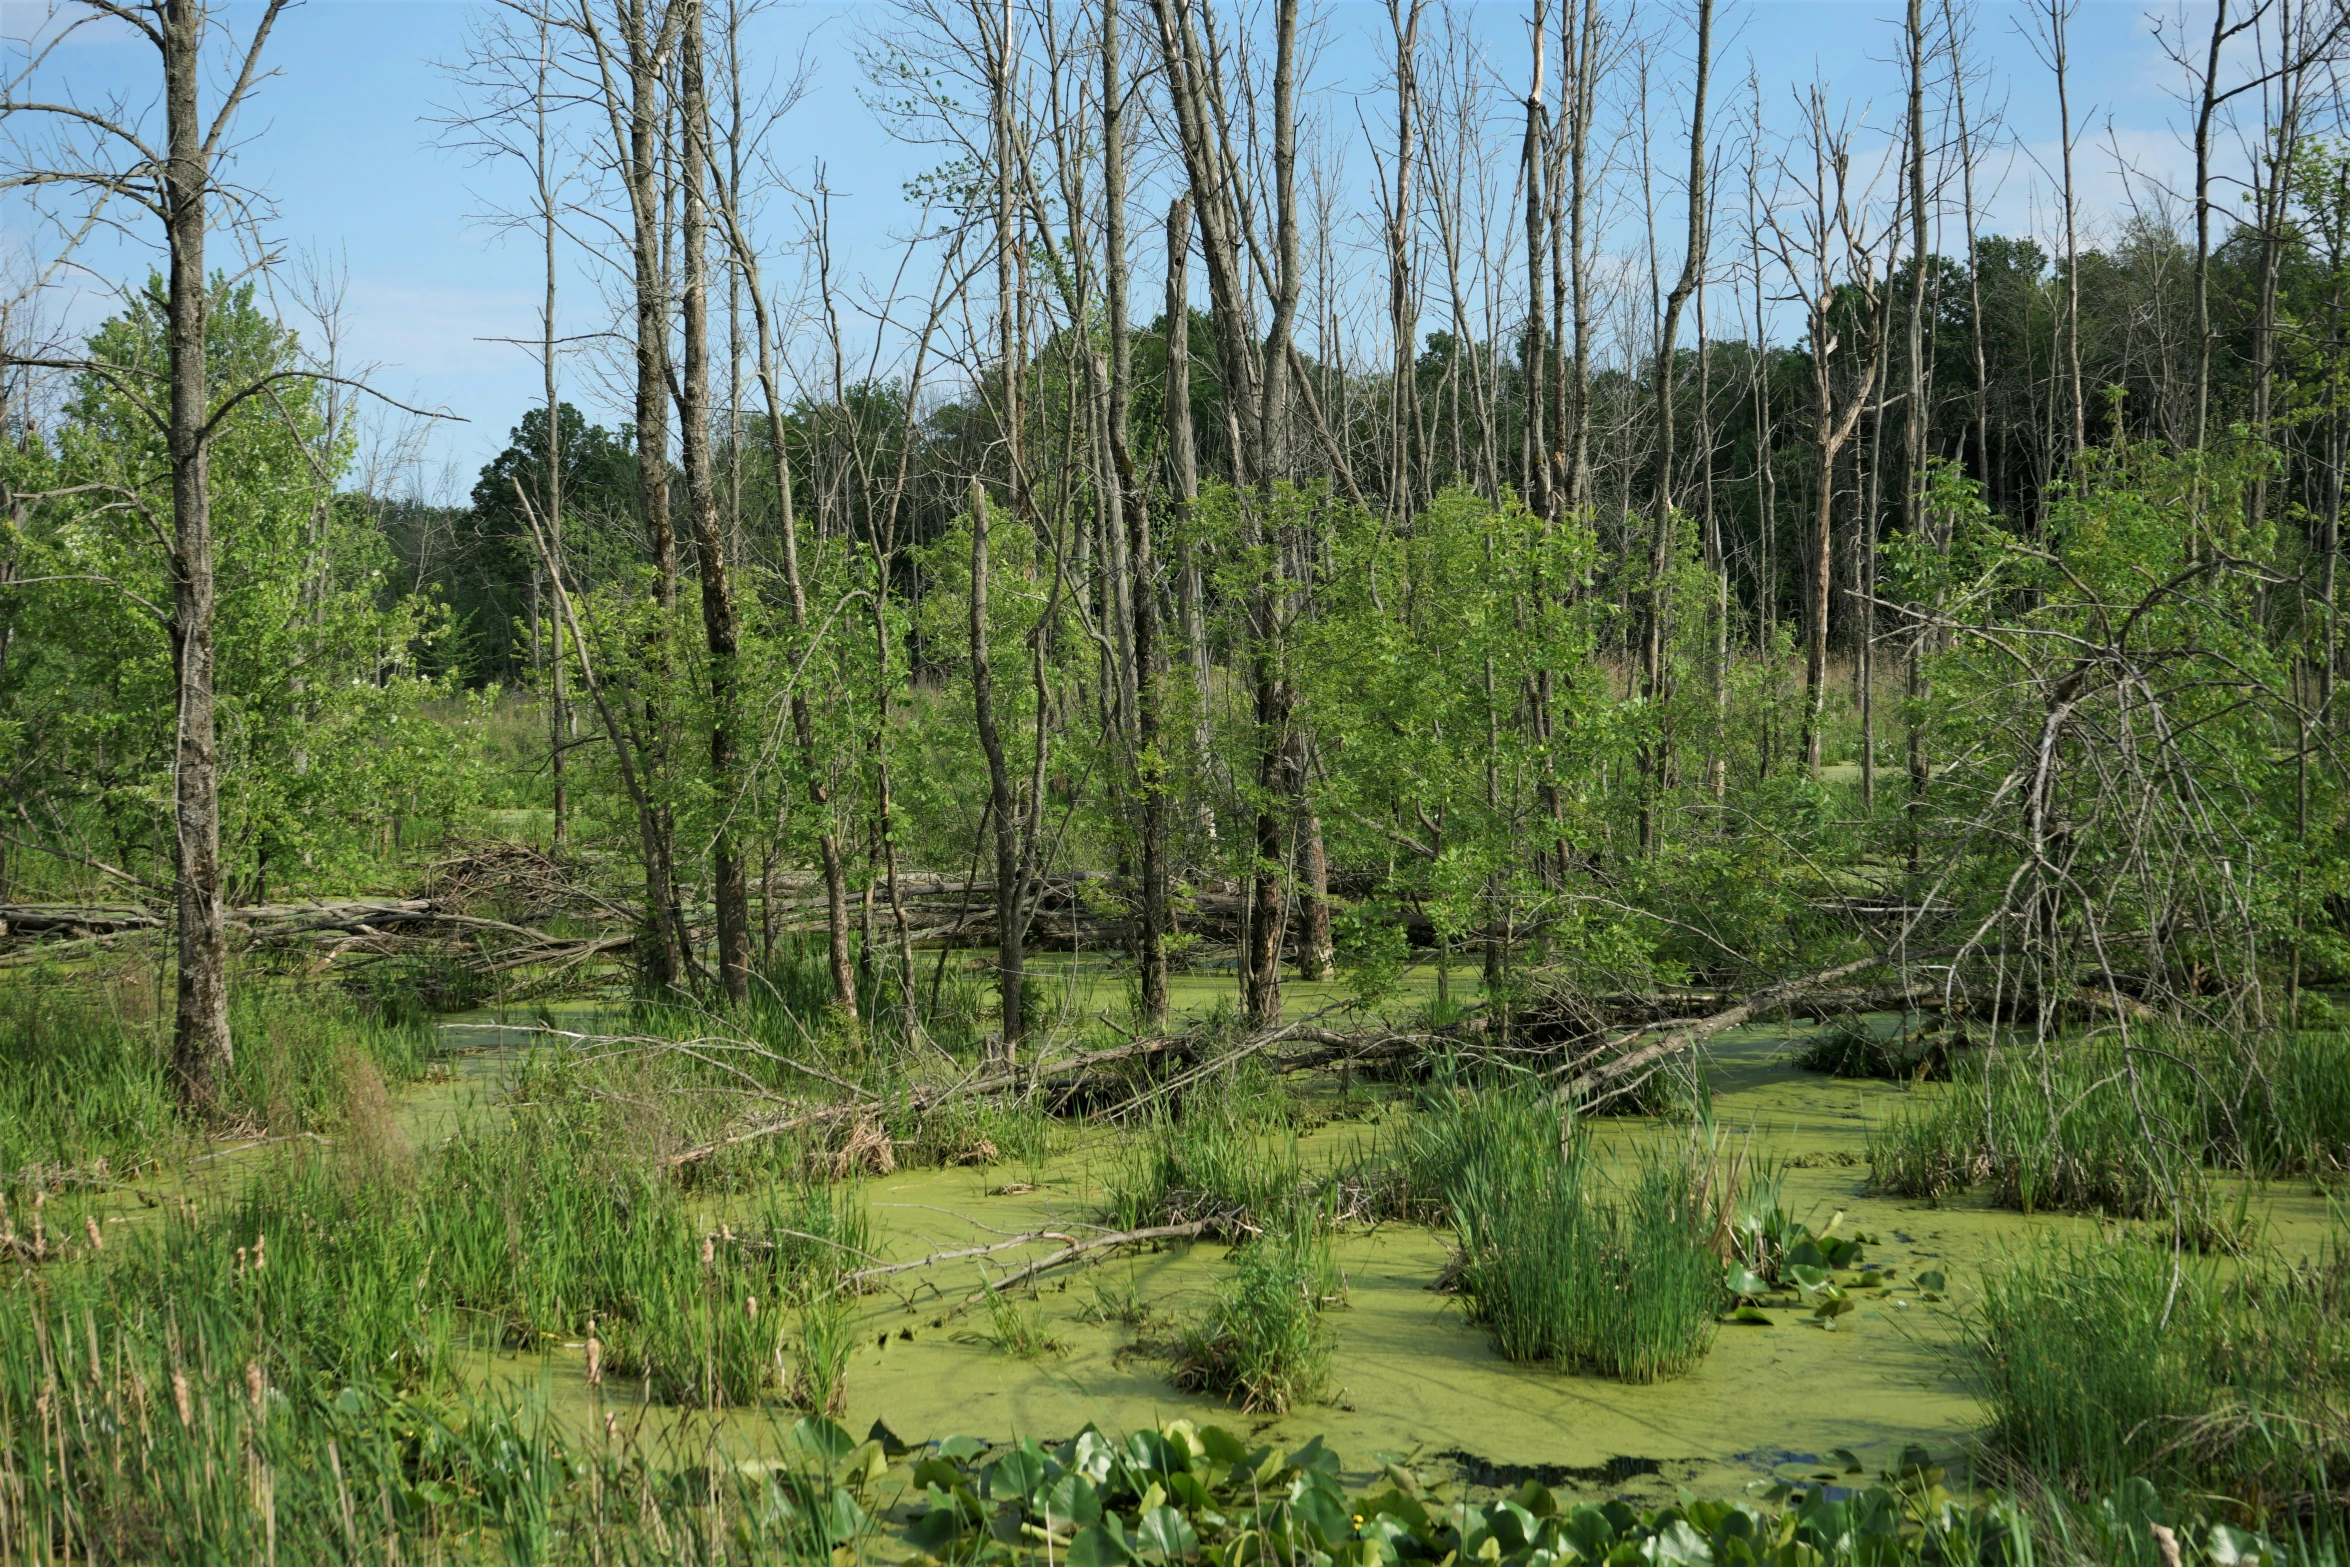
[1552, 955, 1913, 1105]
[0, 897, 634, 980]
[950, 1221, 1212, 1309]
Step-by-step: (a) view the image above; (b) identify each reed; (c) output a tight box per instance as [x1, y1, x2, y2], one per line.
[1170, 1216, 1339, 1412]
[1866, 1037, 2212, 1218]
[1106, 1102, 1307, 1235]
[1402, 1080, 1721, 1382]
[1967, 1235, 2350, 1528]
[1869, 1026, 2350, 1220]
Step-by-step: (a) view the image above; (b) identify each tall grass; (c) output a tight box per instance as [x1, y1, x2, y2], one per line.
[1401, 1080, 1721, 1381]
[1171, 1217, 1339, 1412]
[1106, 1101, 1307, 1234]
[0, 1185, 872, 1562]
[1968, 1236, 2349, 1526]
[0, 973, 431, 1187]
[423, 1108, 869, 1406]
[1868, 1028, 2350, 1218]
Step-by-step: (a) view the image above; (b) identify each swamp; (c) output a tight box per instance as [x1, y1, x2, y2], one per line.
[7, 0, 2350, 1557]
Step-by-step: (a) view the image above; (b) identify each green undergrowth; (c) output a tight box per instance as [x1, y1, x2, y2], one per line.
[1968, 1234, 2350, 1527]
[901, 1416, 2316, 1567]
[0, 971, 432, 1190]
[1169, 1214, 1343, 1412]
[1867, 1028, 2350, 1221]
[1400, 1078, 1723, 1381]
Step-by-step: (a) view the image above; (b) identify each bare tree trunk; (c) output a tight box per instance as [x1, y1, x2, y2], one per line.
[164, 0, 236, 1113]
[705, 150, 858, 1020]
[1638, 0, 1712, 852]
[532, 13, 570, 852]
[677, 0, 749, 1003]
[583, 0, 690, 986]
[1384, 0, 1425, 516]
[969, 480, 1026, 1054]
[1103, 0, 1169, 1030]
[1906, 0, 1935, 870]
[1164, 196, 1217, 844]
[1565, 0, 1602, 511]
[1521, 0, 1550, 519]
[2048, 0, 2085, 456]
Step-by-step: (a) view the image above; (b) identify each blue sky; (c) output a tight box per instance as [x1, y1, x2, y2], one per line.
[5, 0, 2236, 498]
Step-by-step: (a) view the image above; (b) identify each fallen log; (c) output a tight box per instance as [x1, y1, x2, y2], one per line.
[950, 1221, 1212, 1310]
[1552, 955, 1911, 1106]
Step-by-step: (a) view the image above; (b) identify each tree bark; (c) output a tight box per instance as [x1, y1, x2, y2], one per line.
[164, 0, 231, 1114]
[677, 0, 750, 1003]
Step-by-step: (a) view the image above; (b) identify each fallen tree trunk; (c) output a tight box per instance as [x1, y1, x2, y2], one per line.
[1552, 954, 1905, 1106]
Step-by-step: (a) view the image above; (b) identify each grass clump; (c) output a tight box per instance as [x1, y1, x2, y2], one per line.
[0, 973, 430, 1187]
[1171, 1217, 1340, 1412]
[1968, 1235, 2350, 1527]
[1869, 1027, 2350, 1218]
[1867, 1037, 2211, 1218]
[1403, 1079, 1721, 1381]
[1106, 1101, 1306, 1235]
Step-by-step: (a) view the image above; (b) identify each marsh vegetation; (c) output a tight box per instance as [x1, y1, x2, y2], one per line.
[10, 0, 2350, 1550]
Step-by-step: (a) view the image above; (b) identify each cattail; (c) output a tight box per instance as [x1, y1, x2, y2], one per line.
[719, 1222, 734, 1244]
[251, 1232, 265, 1272]
[32, 1191, 46, 1261]
[172, 1367, 192, 1429]
[85, 1215, 103, 1254]
[584, 1317, 603, 1387]
[603, 1410, 619, 1444]
[246, 1361, 266, 1421]
[701, 1233, 715, 1268]
[745, 1296, 757, 1319]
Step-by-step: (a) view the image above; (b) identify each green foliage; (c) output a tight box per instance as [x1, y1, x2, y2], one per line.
[1969, 1236, 2350, 1521]
[1401, 1079, 1722, 1380]
[901, 1418, 2185, 1567]
[1171, 1221, 1340, 1412]
[0, 279, 478, 899]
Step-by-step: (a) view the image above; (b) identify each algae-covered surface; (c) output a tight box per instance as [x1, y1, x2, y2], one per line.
[69, 979, 2338, 1509]
[404, 1007, 2340, 1508]
[811, 1028, 2340, 1506]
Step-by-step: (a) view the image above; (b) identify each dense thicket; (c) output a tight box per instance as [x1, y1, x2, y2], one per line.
[5, 0, 2348, 1073]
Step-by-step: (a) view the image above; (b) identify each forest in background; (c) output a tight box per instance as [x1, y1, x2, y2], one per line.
[7, 0, 2350, 1080]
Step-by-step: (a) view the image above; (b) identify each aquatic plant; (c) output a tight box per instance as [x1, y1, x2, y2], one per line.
[1871, 1027, 2350, 1217]
[901, 1417, 2301, 1567]
[1105, 1102, 1307, 1235]
[1403, 1080, 1722, 1381]
[1866, 1037, 2212, 1219]
[1170, 1219, 1339, 1411]
[1968, 1234, 2350, 1523]
[976, 1271, 1066, 1359]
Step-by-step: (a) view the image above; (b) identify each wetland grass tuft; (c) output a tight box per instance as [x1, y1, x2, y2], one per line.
[1868, 1027, 2350, 1219]
[0, 973, 430, 1186]
[1171, 1217, 1340, 1412]
[1969, 1235, 2350, 1524]
[1107, 1100, 1307, 1234]
[1403, 1081, 1721, 1381]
